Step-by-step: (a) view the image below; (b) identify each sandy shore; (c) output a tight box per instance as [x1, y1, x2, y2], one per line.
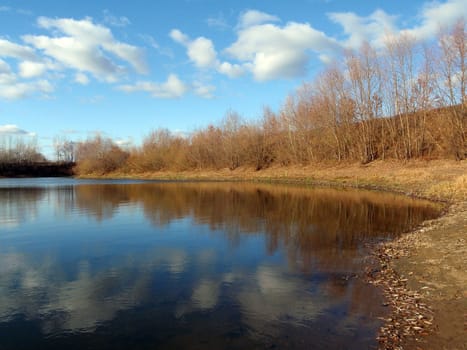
[81, 159, 467, 349]
[368, 201, 466, 350]
[396, 201, 466, 350]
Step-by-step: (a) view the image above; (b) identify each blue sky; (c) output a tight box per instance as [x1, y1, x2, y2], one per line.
[0, 0, 466, 158]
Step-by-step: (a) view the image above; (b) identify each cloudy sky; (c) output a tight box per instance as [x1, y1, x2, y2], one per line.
[0, 0, 466, 157]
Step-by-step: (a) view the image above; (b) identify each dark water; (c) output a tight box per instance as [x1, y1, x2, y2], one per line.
[0, 178, 441, 349]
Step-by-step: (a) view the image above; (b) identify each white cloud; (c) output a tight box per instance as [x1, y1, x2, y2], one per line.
[0, 79, 53, 100]
[255, 51, 309, 80]
[172, 11, 339, 81]
[318, 53, 333, 64]
[1, 16, 148, 93]
[169, 29, 189, 45]
[328, 9, 398, 48]
[0, 59, 11, 73]
[118, 75, 216, 99]
[238, 10, 280, 29]
[401, 0, 467, 40]
[173, 9, 333, 82]
[0, 70, 53, 100]
[0, 124, 35, 136]
[169, 5, 465, 83]
[226, 21, 340, 81]
[171, 29, 219, 68]
[0, 71, 15, 85]
[102, 9, 131, 27]
[118, 74, 187, 99]
[1, 4, 461, 100]
[217, 62, 246, 78]
[206, 13, 230, 30]
[187, 37, 218, 68]
[18, 61, 48, 78]
[22, 17, 147, 82]
[170, 29, 247, 78]
[104, 41, 146, 73]
[0, 38, 37, 60]
[193, 81, 216, 99]
[329, 0, 467, 48]
[75, 72, 90, 85]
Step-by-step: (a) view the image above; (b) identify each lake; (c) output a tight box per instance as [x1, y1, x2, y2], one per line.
[0, 178, 441, 349]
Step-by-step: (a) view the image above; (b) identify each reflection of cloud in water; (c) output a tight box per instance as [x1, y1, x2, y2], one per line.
[0, 253, 50, 322]
[21, 269, 44, 289]
[165, 250, 188, 275]
[173, 264, 327, 338]
[0, 182, 440, 348]
[175, 278, 221, 318]
[238, 265, 326, 334]
[0, 254, 143, 332]
[0, 248, 191, 334]
[192, 279, 219, 309]
[196, 249, 217, 266]
[0, 252, 26, 274]
[222, 272, 236, 284]
[42, 261, 144, 332]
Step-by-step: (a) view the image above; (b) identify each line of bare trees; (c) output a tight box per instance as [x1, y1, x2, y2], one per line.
[74, 20, 466, 175]
[0, 136, 46, 164]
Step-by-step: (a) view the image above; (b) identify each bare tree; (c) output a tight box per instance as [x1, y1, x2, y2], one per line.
[436, 18, 466, 159]
[345, 42, 383, 162]
[221, 110, 245, 170]
[54, 137, 76, 162]
[75, 135, 128, 174]
[314, 65, 355, 161]
[384, 33, 420, 159]
[0, 134, 45, 163]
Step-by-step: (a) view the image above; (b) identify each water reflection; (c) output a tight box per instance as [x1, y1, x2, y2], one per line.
[0, 187, 45, 228]
[0, 181, 441, 349]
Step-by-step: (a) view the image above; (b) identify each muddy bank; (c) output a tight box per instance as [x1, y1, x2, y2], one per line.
[389, 202, 466, 350]
[367, 201, 466, 349]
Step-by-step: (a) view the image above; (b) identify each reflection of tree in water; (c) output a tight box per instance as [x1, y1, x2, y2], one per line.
[0, 182, 442, 347]
[73, 180, 443, 329]
[74, 185, 132, 221]
[74, 183, 441, 237]
[74, 183, 440, 270]
[0, 188, 46, 228]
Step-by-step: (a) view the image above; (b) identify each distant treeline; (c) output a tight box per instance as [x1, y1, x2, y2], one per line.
[0, 162, 75, 177]
[69, 20, 464, 175]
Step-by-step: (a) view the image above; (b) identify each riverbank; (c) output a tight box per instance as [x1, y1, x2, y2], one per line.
[79, 159, 466, 349]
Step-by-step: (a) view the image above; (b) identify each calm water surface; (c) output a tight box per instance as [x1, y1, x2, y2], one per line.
[0, 178, 441, 349]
